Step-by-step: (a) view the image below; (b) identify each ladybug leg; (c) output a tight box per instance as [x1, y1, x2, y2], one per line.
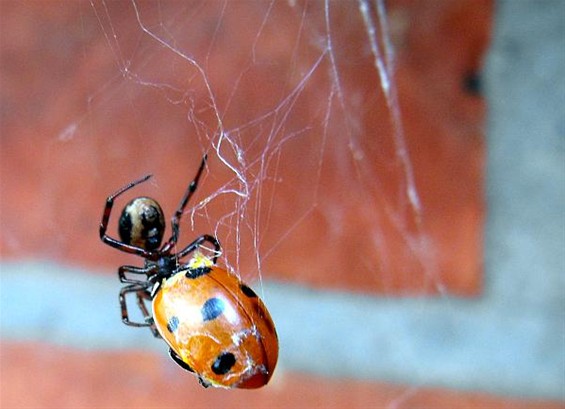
[168, 348, 211, 387]
[168, 348, 194, 373]
[198, 377, 212, 389]
[119, 284, 153, 328]
[118, 264, 157, 284]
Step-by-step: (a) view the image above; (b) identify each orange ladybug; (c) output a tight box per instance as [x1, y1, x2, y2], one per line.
[153, 259, 278, 388]
[99, 155, 278, 388]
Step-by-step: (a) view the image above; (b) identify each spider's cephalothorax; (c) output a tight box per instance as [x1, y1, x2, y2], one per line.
[119, 197, 165, 251]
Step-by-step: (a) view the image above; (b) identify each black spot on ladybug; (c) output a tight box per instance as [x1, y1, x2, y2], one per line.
[201, 297, 225, 321]
[240, 284, 257, 298]
[167, 316, 179, 333]
[211, 352, 236, 375]
[185, 266, 212, 279]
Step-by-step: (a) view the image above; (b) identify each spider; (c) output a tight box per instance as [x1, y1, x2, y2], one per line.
[99, 154, 220, 336]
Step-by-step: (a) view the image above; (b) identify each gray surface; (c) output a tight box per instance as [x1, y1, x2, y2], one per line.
[1, 0, 564, 401]
[485, 0, 565, 308]
[1, 258, 563, 399]
[484, 0, 565, 398]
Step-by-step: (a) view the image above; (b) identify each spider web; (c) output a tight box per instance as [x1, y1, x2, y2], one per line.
[83, 2, 440, 401]
[83, 0, 440, 299]
[0, 0, 465, 405]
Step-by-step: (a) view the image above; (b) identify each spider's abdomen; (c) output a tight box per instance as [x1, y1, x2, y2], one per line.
[119, 197, 165, 251]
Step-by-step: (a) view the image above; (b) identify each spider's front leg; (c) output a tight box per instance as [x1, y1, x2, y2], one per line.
[99, 174, 157, 259]
[177, 234, 222, 264]
[161, 155, 208, 253]
[100, 175, 152, 234]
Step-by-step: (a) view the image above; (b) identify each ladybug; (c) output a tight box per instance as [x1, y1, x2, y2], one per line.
[99, 155, 278, 388]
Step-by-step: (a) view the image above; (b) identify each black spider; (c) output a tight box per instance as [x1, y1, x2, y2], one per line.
[99, 155, 220, 336]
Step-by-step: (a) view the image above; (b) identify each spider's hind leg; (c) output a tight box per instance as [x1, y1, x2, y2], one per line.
[135, 289, 160, 338]
[119, 284, 160, 338]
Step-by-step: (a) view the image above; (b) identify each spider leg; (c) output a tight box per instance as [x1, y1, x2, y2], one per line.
[161, 155, 207, 253]
[100, 174, 157, 259]
[135, 290, 160, 338]
[118, 265, 158, 284]
[177, 234, 221, 264]
[119, 283, 153, 328]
